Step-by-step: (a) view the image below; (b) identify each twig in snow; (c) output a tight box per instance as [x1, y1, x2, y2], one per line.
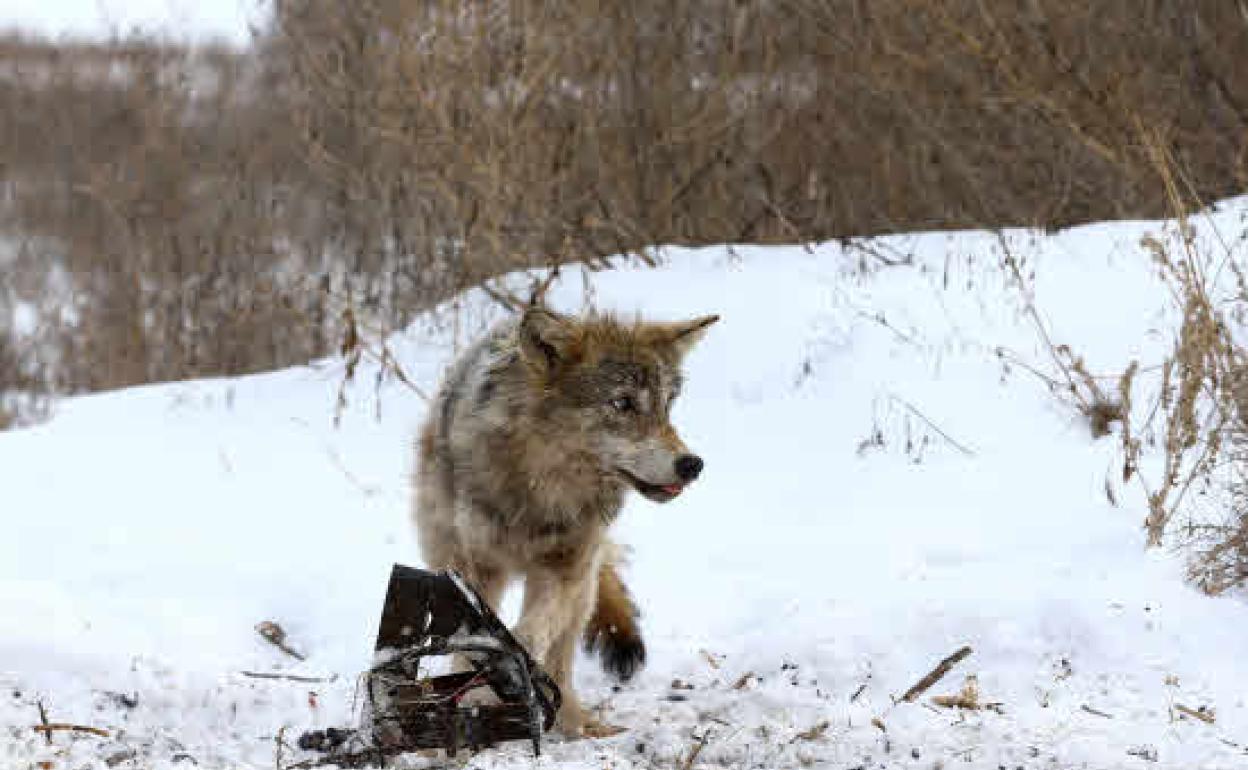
[241, 671, 337, 684]
[1219, 737, 1247, 753]
[853, 309, 922, 349]
[1175, 704, 1216, 724]
[275, 725, 287, 770]
[256, 621, 306, 661]
[699, 649, 722, 670]
[901, 646, 973, 703]
[791, 720, 830, 743]
[325, 448, 380, 497]
[850, 681, 869, 703]
[32, 723, 111, 738]
[731, 672, 755, 690]
[681, 731, 711, 770]
[1081, 704, 1114, 719]
[888, 396, 976, 458]
[36, 700, 51, 745]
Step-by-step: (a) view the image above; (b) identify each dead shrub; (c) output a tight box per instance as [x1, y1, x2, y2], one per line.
[1008, 128, 1248, 592]
[3, 1, 1248, 399]
[1143, 226, 1248, 591]
[990, 103, 1248, 591]
[996, 234, 1128, 440]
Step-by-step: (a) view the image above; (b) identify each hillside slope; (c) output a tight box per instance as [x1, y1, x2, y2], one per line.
[4, 205, 1248, 769]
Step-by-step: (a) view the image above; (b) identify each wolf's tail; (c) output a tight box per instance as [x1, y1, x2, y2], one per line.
[583, 546, 646, 681]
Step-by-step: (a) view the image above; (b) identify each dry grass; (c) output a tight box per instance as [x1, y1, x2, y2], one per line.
[1113, 131, 1248, 591]
[1005, 123, 1248, 593]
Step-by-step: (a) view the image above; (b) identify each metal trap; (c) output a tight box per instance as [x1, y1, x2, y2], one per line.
[298, 564, 560, 764]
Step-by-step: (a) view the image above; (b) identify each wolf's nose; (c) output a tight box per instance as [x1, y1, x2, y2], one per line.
[674, 454, 703, 482]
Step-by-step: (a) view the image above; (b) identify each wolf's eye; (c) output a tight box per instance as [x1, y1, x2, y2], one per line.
[609, 395, 637, 413]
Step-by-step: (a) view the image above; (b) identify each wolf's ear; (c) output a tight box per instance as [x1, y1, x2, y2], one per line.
[518, 306, 577, 371]
[651, 314, 719, 359]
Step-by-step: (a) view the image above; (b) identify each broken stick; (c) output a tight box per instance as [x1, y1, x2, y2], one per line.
[240, 670, 334, 684]
[1175, 704, 1216, 724]
[901, 646, 973, 703]
[791, 720, 830, 743]
[33, 724, 111, 738]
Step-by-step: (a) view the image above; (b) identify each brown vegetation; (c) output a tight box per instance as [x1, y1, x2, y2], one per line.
[1007, 132, 1248, 593]
[1129, 185, 1248, 594]
[1, 0, 1247, 405]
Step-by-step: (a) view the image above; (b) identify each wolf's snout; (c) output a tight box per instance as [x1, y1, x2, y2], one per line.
[674, 454, 703, 482]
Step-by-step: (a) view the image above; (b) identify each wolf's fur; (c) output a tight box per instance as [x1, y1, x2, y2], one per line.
[414, 307, 716, 736]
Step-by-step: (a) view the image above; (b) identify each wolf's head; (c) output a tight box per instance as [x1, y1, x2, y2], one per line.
[516, 307, 717, 503]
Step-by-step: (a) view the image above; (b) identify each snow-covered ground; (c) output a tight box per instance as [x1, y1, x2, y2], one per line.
[4, 202, 1248, 769]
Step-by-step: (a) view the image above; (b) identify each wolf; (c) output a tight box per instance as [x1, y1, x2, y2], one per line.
[413, 306, 717, 736]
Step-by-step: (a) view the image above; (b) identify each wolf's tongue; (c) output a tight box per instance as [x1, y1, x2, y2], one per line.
[662, 483, 684, 496]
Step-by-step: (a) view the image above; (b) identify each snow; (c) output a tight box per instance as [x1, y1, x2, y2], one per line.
[4, 202, 1248, 769]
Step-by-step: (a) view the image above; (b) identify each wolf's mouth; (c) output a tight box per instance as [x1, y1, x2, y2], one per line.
[616, 469, 685, 503]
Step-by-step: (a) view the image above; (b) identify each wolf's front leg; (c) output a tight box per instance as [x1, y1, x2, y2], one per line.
[448, 561, 507, 679]
[516, 558, 622, 737]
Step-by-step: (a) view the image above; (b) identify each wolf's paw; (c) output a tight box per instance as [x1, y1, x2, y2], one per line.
[597, 632, 646, 682]
[585, 620, 647, 682]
